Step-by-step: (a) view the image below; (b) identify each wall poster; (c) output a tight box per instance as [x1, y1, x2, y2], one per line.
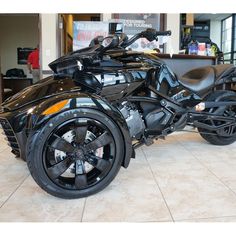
[73, 21, 109, 51]
[111, 14, 161, 51]
[17, 47, 34, 64]
[73, 14, 161, 52]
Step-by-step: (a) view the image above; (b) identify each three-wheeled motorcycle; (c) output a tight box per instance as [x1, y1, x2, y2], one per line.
[0, 28, 236, 198]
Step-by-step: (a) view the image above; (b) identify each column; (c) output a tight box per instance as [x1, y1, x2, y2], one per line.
[40, 14, 58, 78]
[166, 14, 180, 55]
[101, 14, 112, 21]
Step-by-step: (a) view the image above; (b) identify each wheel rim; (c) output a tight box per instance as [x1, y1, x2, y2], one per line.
[43, 118, 116, 190]
[209, 101, 236, 137]
[216, 105, 236, 137]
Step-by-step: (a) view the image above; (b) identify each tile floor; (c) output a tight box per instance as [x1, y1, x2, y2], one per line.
[0, 131, 236, 222]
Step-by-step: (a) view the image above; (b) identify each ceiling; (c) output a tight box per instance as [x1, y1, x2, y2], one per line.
[194, 13, 232, 21]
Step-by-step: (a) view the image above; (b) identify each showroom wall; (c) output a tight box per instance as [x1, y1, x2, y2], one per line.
[0, 14, 39, 76]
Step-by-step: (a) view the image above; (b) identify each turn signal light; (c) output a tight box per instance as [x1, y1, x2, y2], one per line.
[42, 100, 69, 115]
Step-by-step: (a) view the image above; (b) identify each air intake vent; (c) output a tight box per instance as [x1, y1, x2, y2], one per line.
[0, 118, 20, 157]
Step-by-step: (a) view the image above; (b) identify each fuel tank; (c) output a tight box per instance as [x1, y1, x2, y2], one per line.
[73, 69, 147, 102]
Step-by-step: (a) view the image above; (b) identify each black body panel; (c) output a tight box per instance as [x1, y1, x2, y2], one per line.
[0, 87, 133, 167]
[1, 76, 81, 111]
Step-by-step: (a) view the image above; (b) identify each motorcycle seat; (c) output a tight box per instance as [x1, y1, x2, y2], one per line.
[179, 64, 234, 95]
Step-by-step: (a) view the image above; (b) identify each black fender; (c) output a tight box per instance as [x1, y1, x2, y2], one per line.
[27, 91, 133, 168]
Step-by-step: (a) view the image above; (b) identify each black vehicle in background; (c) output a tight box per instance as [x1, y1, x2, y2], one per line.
[0, 28, 236, 199]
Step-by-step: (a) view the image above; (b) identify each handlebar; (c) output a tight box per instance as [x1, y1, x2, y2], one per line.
[120, 28, 171, 48]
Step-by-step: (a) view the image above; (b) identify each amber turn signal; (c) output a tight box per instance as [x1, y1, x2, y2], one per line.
[42, 100, 69, 115]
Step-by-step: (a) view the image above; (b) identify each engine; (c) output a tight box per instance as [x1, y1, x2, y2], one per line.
[119, 101, 174, 140]
[119, 102, 145, 139]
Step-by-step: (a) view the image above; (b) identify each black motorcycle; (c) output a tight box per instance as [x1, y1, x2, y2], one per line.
[0, 28, 236, 199]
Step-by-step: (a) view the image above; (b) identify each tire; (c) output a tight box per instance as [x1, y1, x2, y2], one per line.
[26, 109, 124, 199]
[198, 90, 236, 145]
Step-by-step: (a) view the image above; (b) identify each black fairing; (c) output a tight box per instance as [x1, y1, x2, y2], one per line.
[1, 76, 81, 111]
[48, 45, 101, 75]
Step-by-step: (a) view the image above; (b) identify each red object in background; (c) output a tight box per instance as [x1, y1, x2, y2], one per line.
[198, 43, 206, 56]
[198, 43, 206, 51]
[27, 48, 40, 69]
[77, 31, 107, 41]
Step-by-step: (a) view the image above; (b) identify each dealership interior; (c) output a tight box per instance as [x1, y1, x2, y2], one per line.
[1, 13, 236, 222]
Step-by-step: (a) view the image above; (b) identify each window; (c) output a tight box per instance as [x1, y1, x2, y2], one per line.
[221, 14, 236, 64]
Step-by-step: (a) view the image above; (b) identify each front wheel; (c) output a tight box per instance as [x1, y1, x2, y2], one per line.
[198, 91, 236, 145]
[26, 109, 124, 199]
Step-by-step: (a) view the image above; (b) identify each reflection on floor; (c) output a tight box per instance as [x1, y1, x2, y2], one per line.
[0, 131, 236, 222]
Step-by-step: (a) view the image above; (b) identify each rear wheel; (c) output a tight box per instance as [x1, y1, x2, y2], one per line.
[198, 91, 236, 145]
[26, 109, 124, 199]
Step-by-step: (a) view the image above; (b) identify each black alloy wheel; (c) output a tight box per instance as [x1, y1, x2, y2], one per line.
[44, 118, 115, 190]
[26, 109, 124, 199]
[198, 91, 236, 145]
[214, 104, 236, 137]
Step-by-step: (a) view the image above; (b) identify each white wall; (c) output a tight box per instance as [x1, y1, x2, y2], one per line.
[40, 14, 58, 74]
[0, 14, 39, 76]
[166, 14, 180, 54]
[101, 14, 112, 21]
[210, 20, 221, 49]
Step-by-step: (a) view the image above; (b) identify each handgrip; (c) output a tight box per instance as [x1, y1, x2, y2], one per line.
[155, 30, 172, 36]
[141, 28, 172, 42]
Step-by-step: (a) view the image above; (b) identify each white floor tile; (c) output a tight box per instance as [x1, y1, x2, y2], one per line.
[0, 132, 236, 222]
[82, 154, 172, 222]
[148, 160, 236, 220]
[0, 177, 86, 222]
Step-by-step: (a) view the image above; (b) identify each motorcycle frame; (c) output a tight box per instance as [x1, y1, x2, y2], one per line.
[140, 83, 236, 139]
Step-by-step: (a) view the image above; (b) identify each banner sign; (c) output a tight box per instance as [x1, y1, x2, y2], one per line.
[73, 21, 108, 50]
[111, 14, 161, 51]
[73, 14, 161, 52]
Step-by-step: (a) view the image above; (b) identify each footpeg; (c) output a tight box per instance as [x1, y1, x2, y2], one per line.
[144, 137, 154, 146]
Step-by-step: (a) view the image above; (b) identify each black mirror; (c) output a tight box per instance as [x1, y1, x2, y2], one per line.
[89, 36, 104, 47]
[101, 35, 119, 50]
